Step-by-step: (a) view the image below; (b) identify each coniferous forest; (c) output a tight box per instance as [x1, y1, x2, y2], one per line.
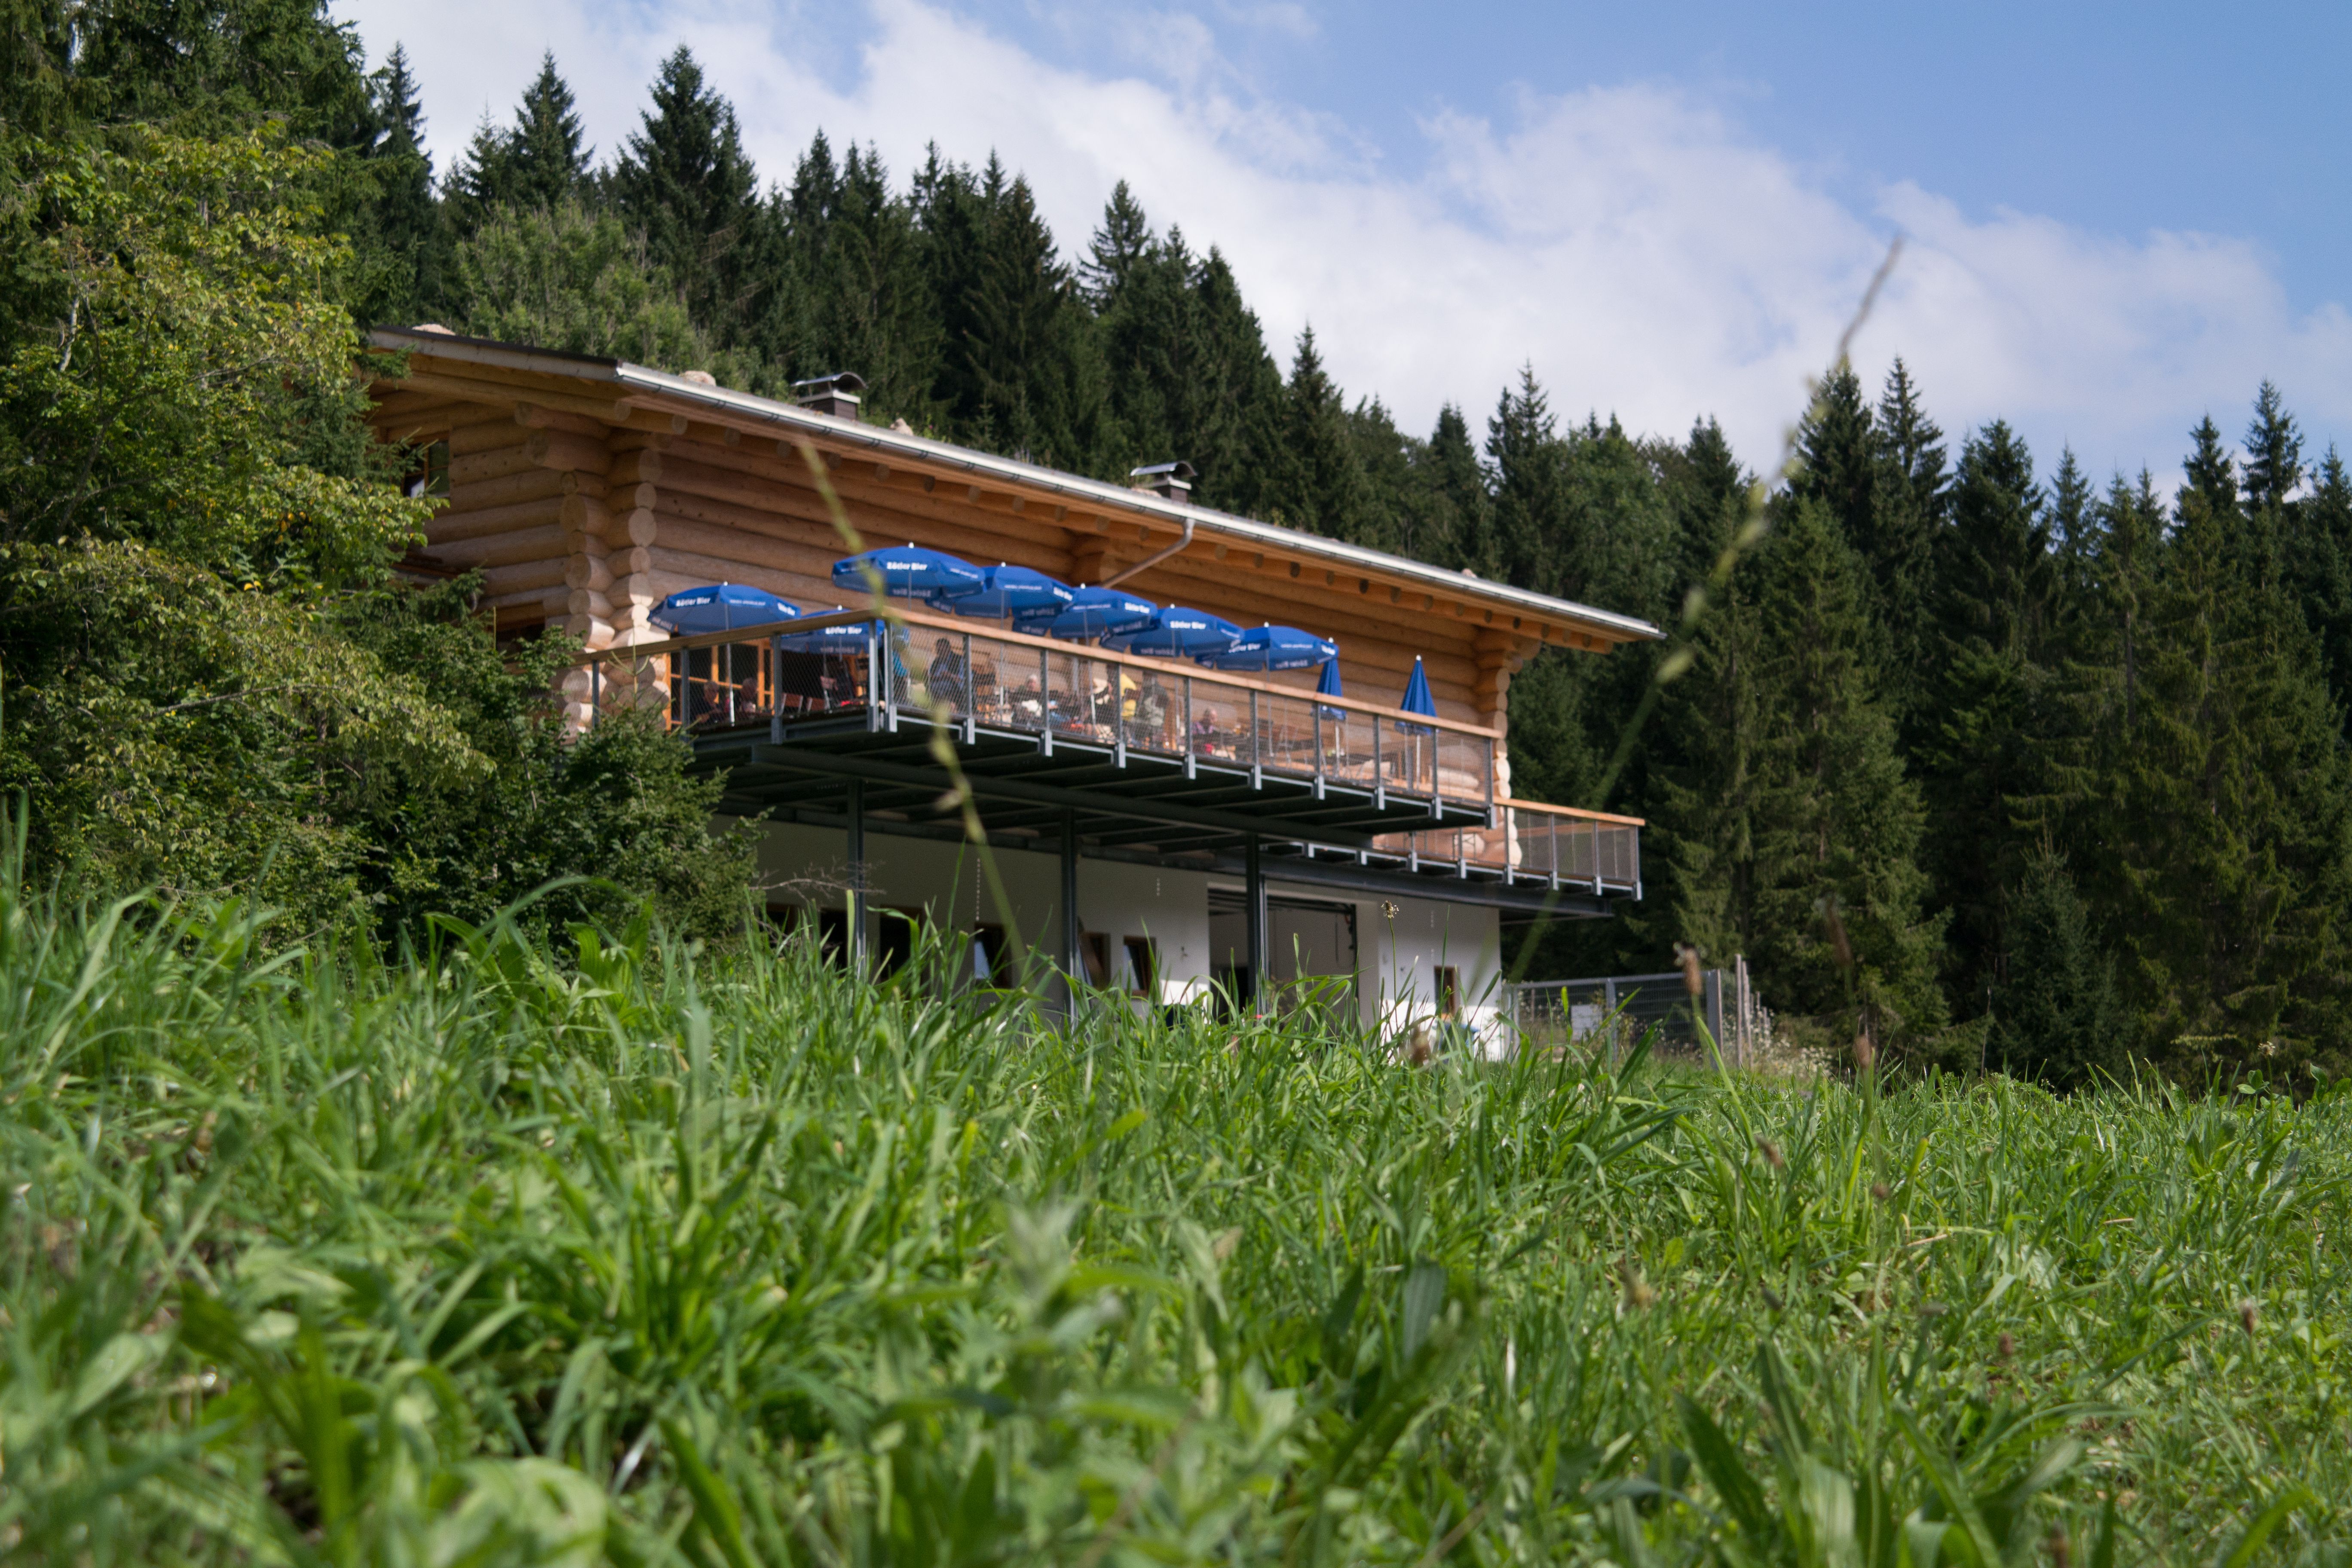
[6, 4, 2350, 1086]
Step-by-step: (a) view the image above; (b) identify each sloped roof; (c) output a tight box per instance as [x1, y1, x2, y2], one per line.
[367, 326, 1664, 650]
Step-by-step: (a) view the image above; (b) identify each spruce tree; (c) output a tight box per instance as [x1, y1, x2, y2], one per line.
[611, 47, 763, 346]
[1918, 420, 2051, 1011]
[1079, 180, 1152, 309]
[1161, 241, 1283, 511]
[1346, 396, 1417, 555]
[916, 153, 1109, 470]
[2054, 425, 2352, 1074]
[506, 53, 590, 209]
[1486, 366, 1564, 594]
[64, 0, 373, 140]
[1867, 359, 1949, 685]
[354, 43, 441, 325]
[2287, 445, 2352, 728]
[2046, 447, 2096, 606]
[447, 55, 592, 235]
[1744, 494, 1947, 1059]
[749, 135, 937, 415]
[2242, 382, 2303, 514]
[1404, 402, 1486, 572]
[1644, 419, 1762, 976]
[1257, 328, 1369, 538]
[1788, 365, 1876, 549]
[1085, 187, 1188, 471]
[1991, 849, 2120, 1090]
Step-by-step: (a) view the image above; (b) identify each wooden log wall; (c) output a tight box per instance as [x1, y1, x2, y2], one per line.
[371, 375, 1591, 735]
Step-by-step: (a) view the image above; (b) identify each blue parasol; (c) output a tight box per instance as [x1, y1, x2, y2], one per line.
[1102, 606, 1242, 658]
[777, 616, 899, 662]
[1029, 585, 1158, 640]
[650, 583, 801, 636]
[1204, 624, 1338, 672]
[951, 563, 1074, 619]
[1316, 656, 1348, 720]
[1397, 655, 1438, 733]
[832, 544, 986, 602]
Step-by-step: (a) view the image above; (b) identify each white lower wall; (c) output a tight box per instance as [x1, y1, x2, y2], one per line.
[746, 820, 1510, 1053]
[747, 820, 1215, 1008]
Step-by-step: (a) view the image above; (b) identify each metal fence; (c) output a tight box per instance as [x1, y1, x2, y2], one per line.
[1510, 955, 1760, 1067]
[578, 606, 1499, 813]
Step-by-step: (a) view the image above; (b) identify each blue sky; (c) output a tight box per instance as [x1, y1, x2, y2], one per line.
[339, 0, 2352, 489]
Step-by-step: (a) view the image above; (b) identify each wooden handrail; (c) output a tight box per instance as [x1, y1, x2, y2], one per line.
[575, 602, 1507, 743]
[1497, 798, 1647, 828]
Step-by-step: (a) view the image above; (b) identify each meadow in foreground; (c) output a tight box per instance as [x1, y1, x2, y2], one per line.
[2, 872, 2348, 1566]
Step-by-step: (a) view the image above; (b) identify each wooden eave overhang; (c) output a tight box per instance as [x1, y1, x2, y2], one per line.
[366, 327, 1665, 656]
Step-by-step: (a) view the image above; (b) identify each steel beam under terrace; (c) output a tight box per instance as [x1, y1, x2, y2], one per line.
[692, 715, 1486, 854]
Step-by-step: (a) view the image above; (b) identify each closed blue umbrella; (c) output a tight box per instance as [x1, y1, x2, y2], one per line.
[1031, 585, 1158, 640]
[1397, 655, 1438, 733]
[832, 544, 986, 602]
[1102, 606, 1242, 658]
[1316, 656, 1347, 720]
[952, 563, 1074, 619]
[1205, 624, 1338, 672]
[650, 583, 801, 636]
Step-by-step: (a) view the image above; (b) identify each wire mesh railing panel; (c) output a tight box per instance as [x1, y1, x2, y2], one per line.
[1321, 705, 1378, 793]
[1186, 677, 1255, 765]
[768, 646, 868, 721]
[670, 642, 771, 729]
[1436, 730, 1487, 804]
[1511, 974, 1714, 1065]
[1387, 728, 1436, 798]
[1598, 822, 1640, 887]
[1258, 690, 1320, 780]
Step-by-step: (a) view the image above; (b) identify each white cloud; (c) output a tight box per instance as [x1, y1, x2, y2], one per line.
[337, 0, 2352, 483]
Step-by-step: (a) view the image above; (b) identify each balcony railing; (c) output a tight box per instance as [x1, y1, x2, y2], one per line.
[1372, 799, 1642, 895]
[571, 608, 1641, 897]
[575, 605, 1501, 813]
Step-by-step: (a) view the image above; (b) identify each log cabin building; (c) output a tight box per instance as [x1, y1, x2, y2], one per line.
[367, 325, 1657, 1046]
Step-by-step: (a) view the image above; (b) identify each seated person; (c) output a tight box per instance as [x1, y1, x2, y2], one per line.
[1193, 705, 1221, 753]
[1130, 674, 1170, 735]
[1010, 677, 1044, 724]
[927, 637, 968, 710]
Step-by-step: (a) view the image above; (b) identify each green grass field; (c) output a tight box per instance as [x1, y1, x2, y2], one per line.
[4, 875, 2348, 1567]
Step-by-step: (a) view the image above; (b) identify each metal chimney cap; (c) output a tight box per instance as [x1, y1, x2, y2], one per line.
[1129, 460, 1196, 482]
[792, 371, 868, 398]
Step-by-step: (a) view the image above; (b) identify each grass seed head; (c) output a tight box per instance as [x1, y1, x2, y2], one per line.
[2239, 1298, 2259, 1337]
[1870, 1182, 1890, 1202]
[2045, 1526, 2070, 1568]
[1675, 943, 1702, 997]
[1755, 1136, 1785, 1170]
[1997, 1331, 2015, 1360]
[1617, 1254, 1654, 1311]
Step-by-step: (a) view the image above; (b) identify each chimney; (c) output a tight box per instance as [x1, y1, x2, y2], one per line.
[1130, 460, 1195, 502]
[793, 371, 867, 422]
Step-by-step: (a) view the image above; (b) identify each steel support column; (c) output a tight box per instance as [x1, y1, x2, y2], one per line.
[1060, 810, 1082, 1017]
[845, 778, 867, 973]
[1245, 833, 1269, 1014]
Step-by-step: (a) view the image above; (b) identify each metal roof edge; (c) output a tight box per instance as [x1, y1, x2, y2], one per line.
[366, 327, 1664, 644]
